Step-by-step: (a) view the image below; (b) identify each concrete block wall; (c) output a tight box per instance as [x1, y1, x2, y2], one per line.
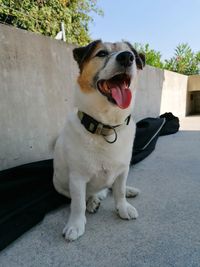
[0, 24, 192, 170]
[134, 66, 165, 121]
[134, 67, 189, 121]
[0, 24, 77, 170]
[160, 70, 188, 117]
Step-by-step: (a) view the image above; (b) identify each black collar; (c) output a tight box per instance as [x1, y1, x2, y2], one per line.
[77, 111, 131, 143]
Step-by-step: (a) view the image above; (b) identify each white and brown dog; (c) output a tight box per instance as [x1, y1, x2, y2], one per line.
[53, 40, 145, 241]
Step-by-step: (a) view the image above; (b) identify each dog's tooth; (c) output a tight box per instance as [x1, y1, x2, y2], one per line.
[104, 81, 109, 92]
[103, 81, 107, 91]
[99, 82, 104, 91]
[124, 81, 128, 89]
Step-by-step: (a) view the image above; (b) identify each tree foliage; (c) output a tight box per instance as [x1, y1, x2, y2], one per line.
[134, 42, 200, 75]
[134, 43, 163, 69]
[164, 43, 200, 75]
[0, 0, 103, 45]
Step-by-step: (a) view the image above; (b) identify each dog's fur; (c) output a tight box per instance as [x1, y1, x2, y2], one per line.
[53, 40, 145, 241]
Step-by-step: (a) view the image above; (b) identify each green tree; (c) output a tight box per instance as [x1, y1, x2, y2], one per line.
[134, 43, 163, 69]
[164, 43, 200, 75]
[0, 0, 103, 45]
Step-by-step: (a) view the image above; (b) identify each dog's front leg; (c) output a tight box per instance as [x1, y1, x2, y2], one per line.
[112, 170, 138, 220]
[63, 173, 87, 241]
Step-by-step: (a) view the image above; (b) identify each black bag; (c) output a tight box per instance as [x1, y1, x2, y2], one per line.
[131, 113, 179, 164]
[0, 160, 68, 251]
[159, 112, 180, 136]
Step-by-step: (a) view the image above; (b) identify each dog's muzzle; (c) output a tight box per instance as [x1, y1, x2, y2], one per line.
[97, 73, 132, 109]
[96, 51, 135, 109]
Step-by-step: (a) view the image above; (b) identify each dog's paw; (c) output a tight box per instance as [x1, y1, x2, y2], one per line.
[126, 186, 140, 198]
[86, 196, 101, 213]
[116, 202, 138, 220]
[62, 218, 86, 241]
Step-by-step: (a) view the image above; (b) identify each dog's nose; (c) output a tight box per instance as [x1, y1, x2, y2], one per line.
[116, 51, 134, 67]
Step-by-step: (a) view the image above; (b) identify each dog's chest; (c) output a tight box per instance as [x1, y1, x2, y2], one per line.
[87, 161, 117, 192]
[83, 139, 130, 192]
[66, 114, 135, 189]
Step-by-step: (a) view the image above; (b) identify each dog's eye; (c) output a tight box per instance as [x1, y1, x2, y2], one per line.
[95, 50, 109, 57]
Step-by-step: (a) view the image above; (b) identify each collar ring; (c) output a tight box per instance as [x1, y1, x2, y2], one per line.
[102, 127, 118, 144]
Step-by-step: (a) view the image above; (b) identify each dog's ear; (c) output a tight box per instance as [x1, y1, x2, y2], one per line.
[125, 42, 146, 70]
[73, 40, 102, 71]
[136, 53, 146, 70]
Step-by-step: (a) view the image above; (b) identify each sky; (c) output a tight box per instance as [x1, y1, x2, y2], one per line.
[89, 0, 200, 60]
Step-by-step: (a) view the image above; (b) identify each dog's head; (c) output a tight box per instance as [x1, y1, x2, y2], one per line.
[73, 40, 145, 119]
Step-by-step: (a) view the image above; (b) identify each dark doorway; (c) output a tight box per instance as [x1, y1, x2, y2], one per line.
[189, 91, 200, 114]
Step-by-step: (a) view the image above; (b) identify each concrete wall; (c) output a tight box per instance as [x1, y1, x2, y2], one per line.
[134, 66, 165, 121]
[0, 24, 77, 170]
[134, 67, 188, 121]
[0, 24, 192, 170]
[160, 70, 188, 117]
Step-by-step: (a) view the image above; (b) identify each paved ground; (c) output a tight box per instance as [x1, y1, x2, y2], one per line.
[1, 116, 200, 267]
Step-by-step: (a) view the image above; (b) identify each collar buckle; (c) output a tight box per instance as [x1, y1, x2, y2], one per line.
[95, 123, 103, 135]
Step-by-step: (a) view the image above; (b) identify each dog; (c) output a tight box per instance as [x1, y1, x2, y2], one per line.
[53, 40, 145, 241]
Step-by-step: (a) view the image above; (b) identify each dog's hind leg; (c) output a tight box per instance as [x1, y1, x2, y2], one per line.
[86, 189, 109, 213]
[86, 195, 101, 213]
[126, 186, 140, 198]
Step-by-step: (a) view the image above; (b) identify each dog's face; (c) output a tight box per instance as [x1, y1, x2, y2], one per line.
[73, 40, 145, 110]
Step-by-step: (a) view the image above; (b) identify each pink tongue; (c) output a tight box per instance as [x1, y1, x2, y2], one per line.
[111, 87, 132, 109]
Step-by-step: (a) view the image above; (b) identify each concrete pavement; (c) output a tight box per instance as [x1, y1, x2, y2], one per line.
[0, 116, 200, 267]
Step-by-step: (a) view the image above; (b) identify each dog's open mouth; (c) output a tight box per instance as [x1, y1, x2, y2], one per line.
[97, 74, 132, 109]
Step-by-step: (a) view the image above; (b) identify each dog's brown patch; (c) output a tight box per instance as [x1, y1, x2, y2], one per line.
[77, 42, 104, 93]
